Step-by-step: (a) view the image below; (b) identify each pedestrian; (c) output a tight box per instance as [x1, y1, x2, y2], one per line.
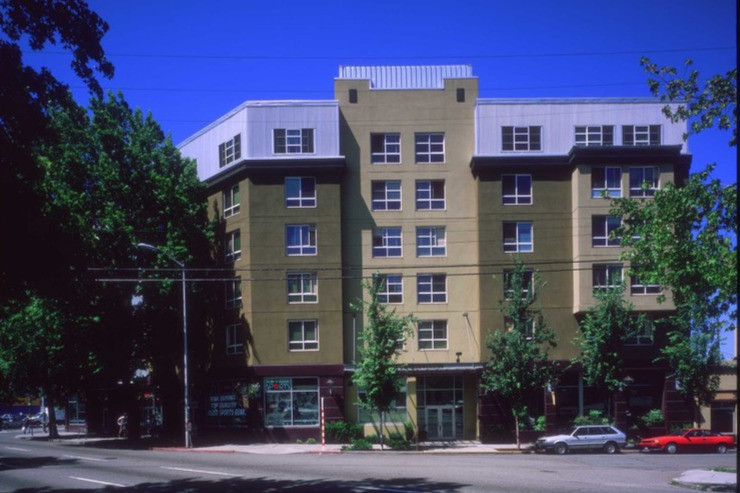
[22, 415, 33, 436]
[117, 412, 128, 438]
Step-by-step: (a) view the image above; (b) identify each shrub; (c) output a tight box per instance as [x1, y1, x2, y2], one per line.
[304, 437, 317, 445]
[325, 421, 364, 443]
[639, 409, 664, 428]
[534, 416, 546, 432]
[573, 410, 608, 425]
[387, 432, 413, 450]
[342, 438, 373, 451]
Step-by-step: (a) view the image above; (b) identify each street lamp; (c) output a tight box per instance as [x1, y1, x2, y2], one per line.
[137, 243, 191, 448]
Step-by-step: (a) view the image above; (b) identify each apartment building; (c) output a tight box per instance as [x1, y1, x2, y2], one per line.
[179, 65, 692, 442]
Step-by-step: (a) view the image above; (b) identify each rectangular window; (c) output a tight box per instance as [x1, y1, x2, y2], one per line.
[502, 174, 532, 205]
[374, 274, 403, 304]
[415, 180, 445, 210]
[417, 274, 447, 303]
[287, 272, 318, 303]
[225, 230, 241, 262]
[630, 275, 661, 295]
[285, 224, 317, 256]
[357, 383, 407, 424]
[288, 320, 319, 351]
[505, 316, 535, 339]
[503, 222, 533, 253]
[592, 216, 622, 247]
[593, 264, 623, 292]
[502, 126, 542, 151]
[591, 167, 622, 198]
[624, 319, 654, 346]
[223, 184, 240, 218]
[418, 320, 448, 350]
[629, 167, 660, 197]
[226, 278, 242, 308]
[416, 226, 446, 257]
[372, 227, 402, 258]
[226, 324, 243, 355]
[371, 133, 401, 164]
[285, 177, 316, 208]
[503, 269, 534, 299]
[415, 133, 445, 163]
[264, 377, 319, 427]
[371, 181, 402, 211]
[575, 125, 614, 147]
[218, 134, 241, 168]
[274, 128, 314, 154]
[622, 125, 661, 146]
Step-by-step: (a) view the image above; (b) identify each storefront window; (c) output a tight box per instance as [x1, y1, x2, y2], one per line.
[264, 377, 319, 427]
[206, 380, 251, 428]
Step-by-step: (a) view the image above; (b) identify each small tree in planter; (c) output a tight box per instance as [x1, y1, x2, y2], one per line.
[351, 277, 416, 450]
[482, 259, 556, 449]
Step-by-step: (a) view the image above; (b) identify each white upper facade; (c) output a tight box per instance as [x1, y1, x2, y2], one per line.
[337, 65, 474, 89]
[475, 98, 689, 156]
[179, 100, 341, 182]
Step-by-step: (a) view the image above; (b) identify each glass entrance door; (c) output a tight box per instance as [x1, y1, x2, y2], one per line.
[426, 406, 455, 440]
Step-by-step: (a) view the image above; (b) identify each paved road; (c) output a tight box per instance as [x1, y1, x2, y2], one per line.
[0, 432, 735, 492]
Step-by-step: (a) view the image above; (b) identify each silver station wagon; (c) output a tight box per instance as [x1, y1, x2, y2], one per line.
[535, 425, 627, 455]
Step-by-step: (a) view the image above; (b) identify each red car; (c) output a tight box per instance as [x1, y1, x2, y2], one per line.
[638, 428, 735, 454]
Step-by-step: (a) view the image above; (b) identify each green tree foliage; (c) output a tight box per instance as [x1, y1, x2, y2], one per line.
[1, 0, 114, 298]
[641, 58, 737, 146]
[0, 92, 213, 437]
[608, 61, 737, 418]
[574, 284, 643, 393]
[351, 277, 415, 449]
[481, 259, 555, 448]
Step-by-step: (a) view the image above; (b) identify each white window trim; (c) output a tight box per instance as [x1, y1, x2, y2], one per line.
[273, 128, 315, 155]
[574, 125, 614, 147]
[593, 264, 623, 292]
[288, 320, 319, 351]
[219, 134, 241, 168]
[285, 224, 317, 256]
[591, 167, 623, 199]
[418, 320, 448, 350]
[226, 278, 242, 308]
[416, 226, 447, 257]
[225, 230, 241, 262]
[375, 274, 403, 304]
[287, 272, 318, 303]
[372, 227, 403, 258]
[285, 177, 317, 208]
[592, 216, 622, 248]
[371, 133, 401, 164]
[502, 174, 532, 205]
[630, 275, 662, 296]
[414, 133, 445, 163]
[371, 180, 402, 211]
[503, 222, 533, 253]
[502, 126, 542, 152]
[415, 180, 446, 210]
[417, 273, 447, 304]
[223, 184, 240, 218]
[623, 125, 661, 146]
[629, 166, 660, 198]
[226, 324, 243, 355]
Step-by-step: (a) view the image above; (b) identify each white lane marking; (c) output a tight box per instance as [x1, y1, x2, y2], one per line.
[63, 454, 106, 462]
[70, 476, 125, 487]
[161, 466, 236, 477]
[4, 447, 29, 452]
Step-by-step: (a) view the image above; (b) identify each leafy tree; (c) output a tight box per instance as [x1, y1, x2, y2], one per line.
[573, 284, 644, 413]
[481, 259, 555, 448]
[640, 58, 737, 146]
[0, 92, 214, 440]
[1, 0, 113, 298]
[608, 60, 737, 423]
[351, 277, 415, 449]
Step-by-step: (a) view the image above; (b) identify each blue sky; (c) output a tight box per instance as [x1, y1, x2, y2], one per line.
[18, 0, 737, 355]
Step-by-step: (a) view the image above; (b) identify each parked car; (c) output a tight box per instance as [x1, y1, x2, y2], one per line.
[638, 428, 736, 454]
[534, 425, 627, 455]
[1, 414, 26, 430]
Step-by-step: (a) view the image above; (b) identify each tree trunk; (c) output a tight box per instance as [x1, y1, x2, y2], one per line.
[46, 392, 60, 439]
[514, 414, 521, 450]
[379, 410, 385, 450]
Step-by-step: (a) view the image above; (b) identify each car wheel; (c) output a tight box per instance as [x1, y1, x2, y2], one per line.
[716, 444, 728, 454]
[554, 443, 568, 455]
[665, 443, 677, 454]
[603, 442, 618, 454]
